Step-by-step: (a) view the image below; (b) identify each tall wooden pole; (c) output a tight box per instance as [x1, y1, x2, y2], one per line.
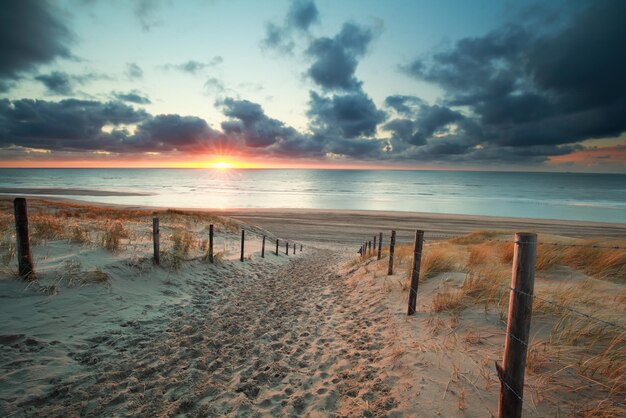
[261, 235, 265, 258]
[152, 217, 160, 266]
[13, 198, 34, 278]
[208, 224, 214, 263]
[377, 232, 382, 260]
[276, 239, 279, 256]
[496, 233, 537, 418]
[407, 230, 424, 316]
[387, 230, 396, 275]
[240, 230, 245, 262]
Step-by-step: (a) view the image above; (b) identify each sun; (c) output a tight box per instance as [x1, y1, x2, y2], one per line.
[210, 160, 234, 169]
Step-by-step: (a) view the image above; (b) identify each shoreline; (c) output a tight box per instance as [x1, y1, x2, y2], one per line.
[2, 195, 625, 244]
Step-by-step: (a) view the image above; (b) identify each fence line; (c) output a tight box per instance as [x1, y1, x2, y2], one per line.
[358, 228, 624, 417]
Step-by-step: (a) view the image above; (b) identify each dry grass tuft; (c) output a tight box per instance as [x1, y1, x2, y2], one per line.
[100, 221, 128, 251]
[450, 230, 509, 245]
[431, 285, 464, 312]
[468, 243, 490, 266]
[422, 246, 459, 279]
[498, 242, 514, 264]
[561, 245, 626, 281]
[536, 245, 562, 271]
[31, 214, 65, 240]
[71, 225, 91, 244]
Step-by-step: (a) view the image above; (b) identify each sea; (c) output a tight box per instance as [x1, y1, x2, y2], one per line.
[1, 168, 625, 223]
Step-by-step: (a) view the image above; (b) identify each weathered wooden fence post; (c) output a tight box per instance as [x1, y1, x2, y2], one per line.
[208, 224, 214, 263]
[300, 244, 303, 252]
[387, 230, 396, 275]
[293, 242, 296, 254]
[496, 233, 537, 418]
[407, 230, 424, 316]
[276, 239, 279, 256]
[261, 235, 266, 258]
[368, 240, 372, 255]
[152, 216, 160, 266]
[373, 235, 377, 253]
[240, 230, 245, 262]
[377, 232, 382, 260]
[285, 241, 289, 255]
[13, 198, 34, 278]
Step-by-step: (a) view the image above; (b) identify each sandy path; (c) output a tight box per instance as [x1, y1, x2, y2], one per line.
[12, 250, 398, 417]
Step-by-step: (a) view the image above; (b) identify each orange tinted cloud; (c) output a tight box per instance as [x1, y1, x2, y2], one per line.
[549, 145, 626, 167]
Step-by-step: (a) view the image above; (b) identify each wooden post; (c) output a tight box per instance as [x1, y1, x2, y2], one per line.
[208, 224, 214, 263]
[13, 198, 34, 278]
[407, 230, 424, 316]
[293, 242, 296, 254]
[276, 239, 279, 256]
[261, 235, 266, 258]
[387, 230, 396, 275]
[240, 230, 245, 262]
[373, 235, 377, 253]
[285, 241, 289, 255]
[377, 232, 382, 260]
[368, 240, 372, 255]
[300, 244, 302, 252]
[152, 217, 160, 266]
[496, 233, 537, 418]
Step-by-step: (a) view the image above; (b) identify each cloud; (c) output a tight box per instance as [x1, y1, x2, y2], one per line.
[305, 22, 373, 91]
[0, 98, 228, 154]
[133, 0, 166, 32]
[308, 89, 385, 138]
[219, 97, 302, 148]
[125, 63, 143, 80]
[0, 0, 73, 87]
[287, 0, 319, 31]
[262, 0, 319, 54]
[35, 71, 73, 95]
[162, 57, 223, 75]
[112, 90, 151, 104]
[402, 0, 626, 151]
[34, 71, 112, 95]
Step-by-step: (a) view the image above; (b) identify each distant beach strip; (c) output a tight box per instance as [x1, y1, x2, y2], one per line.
[0, 187, 156, 197]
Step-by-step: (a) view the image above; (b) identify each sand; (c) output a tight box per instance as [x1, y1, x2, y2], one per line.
[0, 198, 624, 416]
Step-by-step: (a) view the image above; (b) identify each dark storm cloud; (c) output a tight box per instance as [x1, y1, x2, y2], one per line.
[402, 0, 626, 150]
[0, 98, 147, 151]
[0, 98, 229, 154]
[35, 71, 73, 95]
[305, 22, 373, 91]
[112, 90, 151, 104]
[219, 98, 302, 148]
[125, 63, 144, 80]
[162, 57, 223, 75]
[308, 89, 385, 138]
[35, 71, 113, 95]
[0, 0, 73, 88]
[262, 0, 319, 54]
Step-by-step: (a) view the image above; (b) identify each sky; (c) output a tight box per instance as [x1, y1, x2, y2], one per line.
[0, 0, 625, 171]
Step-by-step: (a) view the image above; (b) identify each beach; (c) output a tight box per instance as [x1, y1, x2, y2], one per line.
[0, 197, 624, 417]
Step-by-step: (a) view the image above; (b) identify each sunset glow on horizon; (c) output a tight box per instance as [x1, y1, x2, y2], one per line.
[0, 0, 624, 172]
